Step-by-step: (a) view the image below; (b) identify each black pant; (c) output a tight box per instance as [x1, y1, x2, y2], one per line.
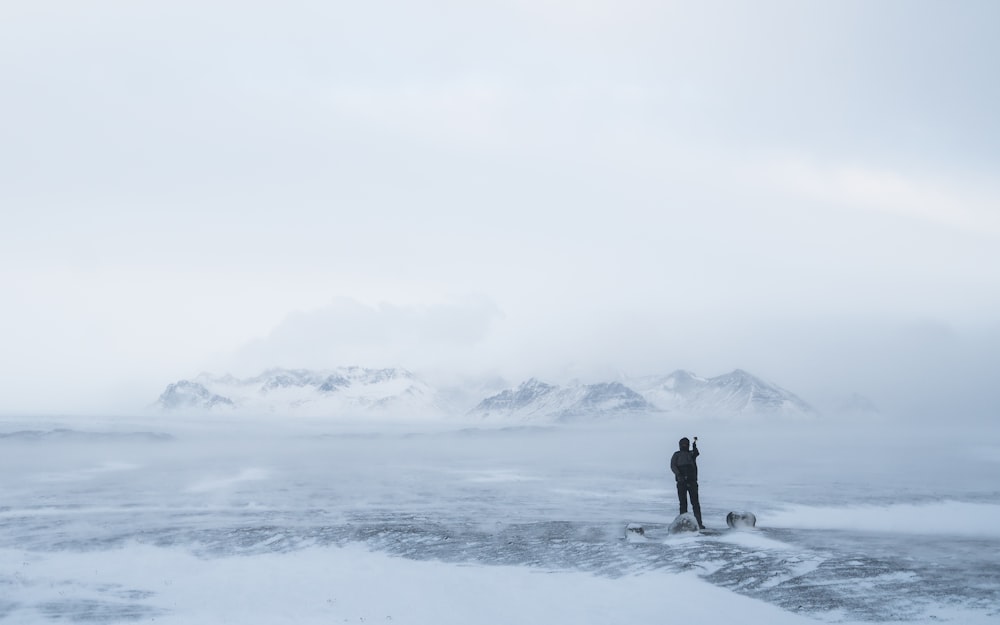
[676, 479, 703, 527]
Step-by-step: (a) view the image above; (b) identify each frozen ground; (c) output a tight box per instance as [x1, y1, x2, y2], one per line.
[1, 414, 998, 624]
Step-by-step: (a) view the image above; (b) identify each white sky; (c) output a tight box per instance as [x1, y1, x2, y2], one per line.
[2, 0, 998, 418]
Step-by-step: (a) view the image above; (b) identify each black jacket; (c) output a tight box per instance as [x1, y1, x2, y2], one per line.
[671, 443, 699, 483]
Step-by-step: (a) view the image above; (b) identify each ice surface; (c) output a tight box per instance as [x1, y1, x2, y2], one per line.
[0, 543, 829, 625]
[768, 501, 1000, 537]
[0, 416, 997, 624]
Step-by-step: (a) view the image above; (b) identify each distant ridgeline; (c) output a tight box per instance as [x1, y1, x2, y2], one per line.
[156, 367, 444, 418]
[469, 369, 816, 421]
[155, 367, 823, 421]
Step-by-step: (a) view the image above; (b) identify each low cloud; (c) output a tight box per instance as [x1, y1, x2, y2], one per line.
[232, 296, 504, 374]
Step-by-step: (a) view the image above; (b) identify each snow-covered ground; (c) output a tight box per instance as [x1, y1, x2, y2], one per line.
[1, 414, 997, 624]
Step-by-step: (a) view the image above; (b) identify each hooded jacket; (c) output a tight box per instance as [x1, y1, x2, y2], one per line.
[670, 438, 699, 483]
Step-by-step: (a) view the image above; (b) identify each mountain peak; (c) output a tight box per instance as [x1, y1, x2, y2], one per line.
[702, 370, 813, 416]
[155, 366, 817, 421]
[156, 366, 443, 418]
[157, 380, 235, 411]
[470, 369, 817, 422]
[471, 379, 655, 422]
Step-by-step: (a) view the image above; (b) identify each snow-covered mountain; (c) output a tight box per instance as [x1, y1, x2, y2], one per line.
[629, 369, 816, 417]
[469, 369, 817, 422]
[156, 367, 447, 418]
[158, 380, 236, 411]
[156, 366, 818, 421]
[469, 379, 654, 422]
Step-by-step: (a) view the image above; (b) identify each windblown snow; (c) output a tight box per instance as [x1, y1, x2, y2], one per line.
[1, 415, 997, 624]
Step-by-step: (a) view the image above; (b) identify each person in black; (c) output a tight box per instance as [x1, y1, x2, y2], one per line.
[670, 436, 704, 529]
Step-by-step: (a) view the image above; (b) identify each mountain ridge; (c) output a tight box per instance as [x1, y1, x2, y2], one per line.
[156, 366, 447, 418]
[155, 366, 826, 421]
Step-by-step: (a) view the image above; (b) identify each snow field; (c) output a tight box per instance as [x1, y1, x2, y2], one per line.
[1, 415, 998, 624]
[0, 542, 871, 625]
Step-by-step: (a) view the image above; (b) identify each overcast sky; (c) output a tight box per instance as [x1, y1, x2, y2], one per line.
[2, 0, 998, 419]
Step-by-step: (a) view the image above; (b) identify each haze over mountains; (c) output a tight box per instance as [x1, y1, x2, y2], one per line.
[470, 369, 816, 421]
[157, 367, 445, 418]
[156, 367, 824, 421]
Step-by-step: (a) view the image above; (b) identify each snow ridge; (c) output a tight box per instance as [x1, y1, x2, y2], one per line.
[156, 367, 819, 421]
[471, 379, 653, 422]
[628, 369, 815, 417]
[472, 369, 817, 422]
[156, 367, 446, 418]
